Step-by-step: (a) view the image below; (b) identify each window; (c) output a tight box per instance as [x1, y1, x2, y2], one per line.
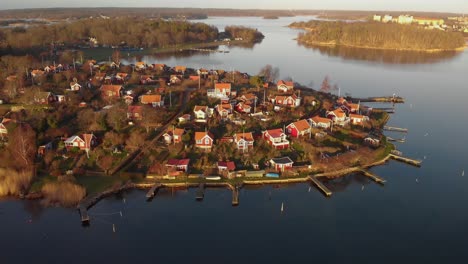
[205, 138, 210, 145]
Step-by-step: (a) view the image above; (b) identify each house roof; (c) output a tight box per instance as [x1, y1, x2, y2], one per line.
[140, 94, 162, 104]
[330, 109, 346, 118]
[127, 105, 142, 114]
[6, 75, 17, 81]
[311, 116, 332, 124]
[100, 85, 122, 94]
[64, 135, 84, 144]
[275, 94, 298, 101]
[167, 159, 190, 166]
[174, 66, 187, 72]
[347, 103, 360, 110]
[270, 156, 294, 165]
[217, 103, 232, 111]
[166, 128, 184, 137]
[218, 161, 236, 171]
[235, 132, 254, 142]
[31, 70, 45, 75]
[35, 92, 53, 101]
[265, 128, 284, 138]
[288, 119, 311, 132]
[349, 114, 365, 119]
[195, 131, 213, 141]
[277, 80, 294, 87]
[194, 105, 208, 112]
[116, 73, 128, 78]
[215, 82, 231, 90]
[336, 97, 347, 105]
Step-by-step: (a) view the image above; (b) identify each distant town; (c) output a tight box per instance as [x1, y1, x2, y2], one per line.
[372, 14, 468, 33]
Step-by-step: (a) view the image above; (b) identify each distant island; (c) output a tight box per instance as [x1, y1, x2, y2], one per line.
[263, 16, 279, 20]
[289, 20, 466, 52]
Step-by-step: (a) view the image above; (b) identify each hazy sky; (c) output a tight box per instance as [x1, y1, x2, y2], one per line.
[1, 0, 467, 13]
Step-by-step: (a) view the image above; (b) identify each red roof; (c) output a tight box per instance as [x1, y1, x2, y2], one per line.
[215, 83, 231, 89]
[167, 159, 190, 166]
[266, 128, 284, 138]
[218, 161, 236, 171]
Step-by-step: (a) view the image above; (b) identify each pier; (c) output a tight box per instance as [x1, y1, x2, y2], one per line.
[145, 183, 162, 199]
[308, 176, 332, 196]
[360, 170, 386, 184]
[232, 185, 239, 206]
[384, 126, 408, 133]
[389, 154, 422, 167]
[387, 136, 406, 143]
[185, 48, 229, 53]
[355, 96, 404, 103]
[196, 183, 205, 200]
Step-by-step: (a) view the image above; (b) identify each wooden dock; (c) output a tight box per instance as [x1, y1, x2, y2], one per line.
[387, 136, 405, 143]
[355, 96, 404, 103]
[195, 183, 205, 201]
[384, 126, 408, 133]
[389, 154, 422, 167]
[232, 185, 239, 206]
[308, 176, 332, 196]
[360, 170, 386, 184]
[79, 206, 89, 223]
[145, 183, 162, 199]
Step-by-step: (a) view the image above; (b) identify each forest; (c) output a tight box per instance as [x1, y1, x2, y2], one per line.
[290, 20, 466, 51]
[0, 17, 219, 53]
[224, 26, 265, 43]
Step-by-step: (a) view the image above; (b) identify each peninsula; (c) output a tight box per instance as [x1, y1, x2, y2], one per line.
[289, 20, 466, 52]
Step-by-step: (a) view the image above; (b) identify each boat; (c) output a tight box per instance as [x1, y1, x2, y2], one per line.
[281, 202, 284, 213]
[462, 170, 465, 177]
[205, 176, 221, 181]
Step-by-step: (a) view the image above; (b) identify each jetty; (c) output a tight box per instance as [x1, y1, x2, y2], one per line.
[185, 48, 229, 53]
[196, 183, 205, 200]
[355, 96, 404, 103]
[232, 185, 240, 206]
[389, 154, 422, 167]
[145, 183, 162, 199]
[308, 176, 332, 196]
[384, 126, 408, 133]
[79, 206, 89, 223]
[387, 136, 406, 143]
[360, 170, 386, 184]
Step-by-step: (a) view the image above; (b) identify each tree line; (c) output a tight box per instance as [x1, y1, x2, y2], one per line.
[0, 17, 219, 51]
[290, 20, 465, 51]
[224, 26, 265, 43]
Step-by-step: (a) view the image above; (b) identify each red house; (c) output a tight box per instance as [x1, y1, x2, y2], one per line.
[269, 157, 294, 172]
[165, 159, 190, 172]
[286, 119, 312, 138]
[195, 131, 214, 151]
[100, 85, 123, 99]
[64, 134, 97, 151]
[262, 128, 289, 149]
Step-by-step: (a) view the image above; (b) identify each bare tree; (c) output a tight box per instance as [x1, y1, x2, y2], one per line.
[259, 64, 279, 83]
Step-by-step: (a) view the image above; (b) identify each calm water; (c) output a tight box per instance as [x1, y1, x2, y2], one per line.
[2, 16, 468, 263]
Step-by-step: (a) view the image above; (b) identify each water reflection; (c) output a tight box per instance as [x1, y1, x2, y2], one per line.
[301, 44, 462, 64]
[322, 173, 377, 192]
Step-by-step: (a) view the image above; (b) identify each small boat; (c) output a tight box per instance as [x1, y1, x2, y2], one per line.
[462, 170, 465, 177]
[281, 202, 284, 213]
[361, 185, 365, 191]
[206, 176, 221, 181]
[308, 187, 311, 192]
[416, 178, 419, 183]
[112, 224, 116, 233]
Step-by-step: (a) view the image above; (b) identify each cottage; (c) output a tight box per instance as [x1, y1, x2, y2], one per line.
[309, 116, 332, 129]
[208, 82, 232, 99]
[34, 92, 56, 104]
[70, 82, 81, 91]
[170, 75, 183, 84]
[140, 94, 164, 107]
[37, 141, 53, 156]
[178, 114, 191, 123]
[236, 102, 252, 114]
[153, 64, 167, 71]
[336, 97, 347, 106]
[263, 128, 289, 149]
[127, 105, 143, 120]
[135, 62, 147, 71]
[166, 159, 190, 172]
[218, 161, 236, 178]
[100, 85, 123, 99]
[326, 109, 347, 123]
[277, 80, 294, 92]
[237, 93, 258, 104]
[269, 157, 294, 172]
[234, 132, 254, 151]
[163, 128, 185, 144]
[216, 103, 233, 118]
[64, 134, 96, 151]
[140, 75, 156, 85]
[31, 70, 45, 78]
[115, 73, 129, 83]
[174, 66, 187, 74]
[349, 114, 368, 125]
[195, 131, 214, 150]
[273, 94, 301, 108]
[286, 119, 312, 138]
[193, 105, 209, 121]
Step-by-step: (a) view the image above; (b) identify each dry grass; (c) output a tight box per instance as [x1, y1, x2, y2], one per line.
[0, 168, 33, 196]
[41, 181, 86, 207]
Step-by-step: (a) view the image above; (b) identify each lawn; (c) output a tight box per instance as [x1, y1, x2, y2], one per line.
[76, 175, 123, 195]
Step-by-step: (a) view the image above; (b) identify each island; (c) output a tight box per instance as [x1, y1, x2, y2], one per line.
[289, 20, 466, 52]
[0, 49, 420, 210]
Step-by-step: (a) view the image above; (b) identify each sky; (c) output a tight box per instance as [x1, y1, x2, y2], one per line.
[1, 0, 467, 13]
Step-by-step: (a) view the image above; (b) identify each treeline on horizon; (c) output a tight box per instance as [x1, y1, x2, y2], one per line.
[0, 18, 220, 51]
[290, 20, 465, 51]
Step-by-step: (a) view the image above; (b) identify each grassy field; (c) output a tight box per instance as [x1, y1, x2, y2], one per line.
[76, 175, 123, 195]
